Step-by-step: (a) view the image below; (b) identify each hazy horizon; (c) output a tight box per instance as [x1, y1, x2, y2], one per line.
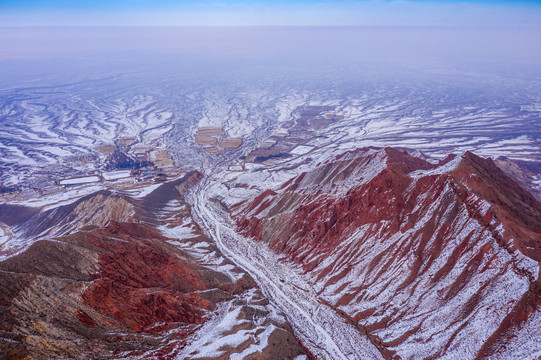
[1, 26, 540, 77]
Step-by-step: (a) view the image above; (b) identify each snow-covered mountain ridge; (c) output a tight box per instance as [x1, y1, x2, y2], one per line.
[231, 147, 541, 359]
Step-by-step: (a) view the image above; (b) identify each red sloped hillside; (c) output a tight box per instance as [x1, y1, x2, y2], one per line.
[233, 147, 541, 359]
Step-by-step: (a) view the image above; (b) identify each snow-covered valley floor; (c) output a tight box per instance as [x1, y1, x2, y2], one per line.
[189, 174, 384, 360]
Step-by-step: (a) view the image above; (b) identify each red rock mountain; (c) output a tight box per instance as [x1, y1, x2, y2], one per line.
[233, 147, 541, 359]
[0, 172, 311, 359]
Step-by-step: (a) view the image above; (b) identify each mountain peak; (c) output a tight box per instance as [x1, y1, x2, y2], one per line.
[233, 146, 541, 360]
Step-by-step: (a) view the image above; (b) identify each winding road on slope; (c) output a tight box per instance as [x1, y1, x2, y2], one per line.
[189, 170, 384, 360]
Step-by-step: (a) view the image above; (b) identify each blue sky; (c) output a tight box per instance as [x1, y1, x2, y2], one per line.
[1, 0, 540, 26]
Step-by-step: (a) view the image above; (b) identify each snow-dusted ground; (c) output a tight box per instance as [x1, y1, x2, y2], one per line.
[2, 70, 541, 195]
[189, 174, 384, 360]
[119, 182, 164, 199]
[103, 170, 131, 180]
[157, 198, 247, 283]
[152, 192, 312, 359]
[491, 310, 541, 360]
[0, 224, 12, 246]
[177, 289, 285, 360]
[9, 184, 106, 211]
[59, 176, 100, 185]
